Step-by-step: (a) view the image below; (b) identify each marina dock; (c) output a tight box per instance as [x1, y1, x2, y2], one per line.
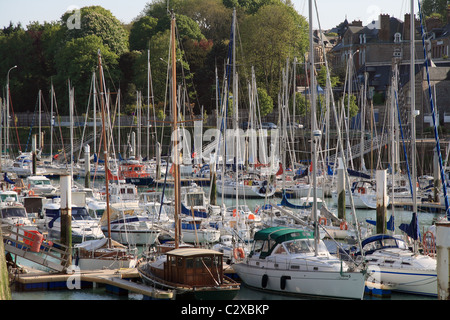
[392, 199, 447, 213]
[12, 268, 174, 300]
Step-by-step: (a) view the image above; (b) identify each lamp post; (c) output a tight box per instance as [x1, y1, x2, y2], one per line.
[5, 65, 17, 159]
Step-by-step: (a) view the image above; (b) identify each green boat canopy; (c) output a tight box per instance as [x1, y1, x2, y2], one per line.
[254, 227, 313, 244]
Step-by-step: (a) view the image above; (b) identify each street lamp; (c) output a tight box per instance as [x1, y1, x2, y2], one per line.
[3, 65, 17, 168]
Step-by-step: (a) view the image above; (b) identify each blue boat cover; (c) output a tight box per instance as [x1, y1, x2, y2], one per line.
[365, 215, 395, 231]
[181, 202, 208, 218]
[279, 190, 312, 209]
[4, 173, 15, 184]
[399, 212, 420, 240]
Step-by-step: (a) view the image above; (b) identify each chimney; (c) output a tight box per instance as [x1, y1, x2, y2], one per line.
[379, 14, 391, 42]
[404, 14, 410, 41]
[351, 20, 363, 27]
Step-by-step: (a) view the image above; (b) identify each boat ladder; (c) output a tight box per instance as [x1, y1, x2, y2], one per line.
[2, 223, 71, 272]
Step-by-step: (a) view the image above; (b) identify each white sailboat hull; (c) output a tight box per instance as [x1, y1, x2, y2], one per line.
[216, 181, 275, 198]
[181, 229, 221, 244]
[366, 264, 437, 297]
[332, 192, 388, 209]
[233, 262, 365, 299]
[108, 229, 160, 246]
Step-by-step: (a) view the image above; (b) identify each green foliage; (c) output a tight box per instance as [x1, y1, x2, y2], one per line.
[342, 94, 359, 119]
[257, 87, 273, 116]
[293, 91, 325, 117]
[421, 0, 449, 21]
[129, 16, 158, 51]
[0, 1, 311, 120]
[316, 67, 340, 88]
[54, 35, 120, 104]
[61, 6, 129, 56]
[240, 3, 309, 99]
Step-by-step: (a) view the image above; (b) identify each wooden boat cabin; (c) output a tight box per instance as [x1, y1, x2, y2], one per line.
[162, 248, 225, 287]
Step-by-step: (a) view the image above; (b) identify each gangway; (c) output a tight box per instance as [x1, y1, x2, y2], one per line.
[2, 224, 71, 272]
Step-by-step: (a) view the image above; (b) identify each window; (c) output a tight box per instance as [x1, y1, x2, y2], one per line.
[252, 240, 265, 254]
[274, 245, 287, 254]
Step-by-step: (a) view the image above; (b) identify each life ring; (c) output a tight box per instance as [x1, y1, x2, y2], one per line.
[340, 221, 348, 230]
[233, 247, 245, 260]
[318, 217, 327, 225]
[28, 190, 35, 196]
[358, 187, 366, 194]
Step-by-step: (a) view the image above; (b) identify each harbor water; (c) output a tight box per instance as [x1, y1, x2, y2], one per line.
[9, 176, 443, 301]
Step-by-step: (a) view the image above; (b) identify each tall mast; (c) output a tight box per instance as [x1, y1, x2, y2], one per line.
[50, 81, 54, 163]
[97, 50, 111, 248]
[309, 0, 319, 254]
[410, 0, 418, 250]
[171, 12, 181, 249]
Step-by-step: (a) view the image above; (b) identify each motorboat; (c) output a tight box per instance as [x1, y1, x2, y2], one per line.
[42, 199, 104, 243]
[25, 175, 57, 196]
[179, 216, 221, 244]
[216, 176, 276, 198]
[100, 202, 160, 246]
[119, 159, 154, 186]
[137, 247, 240, 300]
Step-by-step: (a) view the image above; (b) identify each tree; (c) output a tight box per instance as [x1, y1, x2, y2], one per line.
[342, 94, 359, 119]
[61, 6, 129, 56]
[54, 35, 120, 111]
[0, 25, 40, 112]
[240, 3, 309, 100]
[129, 16, 158, 51]
[222, 0, 280, 14]
[257, 87, 273, 116]
[422, 0, 449, 21]
[316, 67, 340, 88]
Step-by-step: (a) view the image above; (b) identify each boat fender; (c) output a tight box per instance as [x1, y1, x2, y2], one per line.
[340, 221, 348, 230]
[261, 274, 269, 289]
[233, 247, 245, 260]
[280, 275, 291, 290]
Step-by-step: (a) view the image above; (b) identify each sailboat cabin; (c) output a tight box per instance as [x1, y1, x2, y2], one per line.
[163, 248, 225, 287]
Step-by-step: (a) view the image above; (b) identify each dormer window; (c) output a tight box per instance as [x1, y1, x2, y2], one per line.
[394, 32, 402, 43]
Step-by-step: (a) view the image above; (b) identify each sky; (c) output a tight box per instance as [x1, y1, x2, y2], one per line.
[0, 0, 420, 30]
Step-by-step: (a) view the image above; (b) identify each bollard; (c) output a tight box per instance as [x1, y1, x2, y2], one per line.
[436, 221, 450, 300]
[337, 158, 345, 220]
[376, 170, 388, 235]
[60, 174, 72, 266]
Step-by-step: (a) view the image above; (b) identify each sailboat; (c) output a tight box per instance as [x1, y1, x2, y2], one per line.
[354, 1, 438, 297]
[137, 12, 240, 300]
[73, 50, 137, 271]
[233, 1, 366, 299]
